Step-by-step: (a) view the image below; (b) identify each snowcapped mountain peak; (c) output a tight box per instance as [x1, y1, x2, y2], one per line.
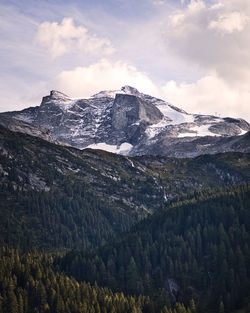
[91, 86, 140, 99]
[42, 90, 78, 111]
[91, 89, 121, 99]
[2, 86, 250, 157]
[50, 90, 70, 99]
[121, 85, 140, 95]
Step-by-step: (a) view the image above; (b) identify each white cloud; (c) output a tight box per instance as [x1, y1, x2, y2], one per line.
[35, 17, 115, 58]
[54, 57, 250, 121]
[161, 75, 250, 120]
[163, 0, 250, 121]
[166, 0, 250, 84]
[1, 1, 250, 123]
[208, 12, 249, 34]
[54, 59, 158, 98]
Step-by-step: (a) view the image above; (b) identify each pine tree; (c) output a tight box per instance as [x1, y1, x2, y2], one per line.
[6, 288, 18, 313]
[219, 301, 224, 313]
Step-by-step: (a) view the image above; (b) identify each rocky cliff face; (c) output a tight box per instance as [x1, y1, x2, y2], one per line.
[2, 86, 250, 157]
[0, 114, 58, 145]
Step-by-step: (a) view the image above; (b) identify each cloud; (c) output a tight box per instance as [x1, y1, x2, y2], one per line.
[161, 0, 250, 121]
[35, 17, 115, 58]
[166, 0, 250, 85]
[54, 58, 250, 121]
[1, 1, 249, 123]
[161, 75, 250, 120]
[208, 12, 249, 34]
[54, 59, 158, 97]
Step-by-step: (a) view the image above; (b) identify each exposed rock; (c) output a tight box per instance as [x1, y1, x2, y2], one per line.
[1, 86, 249, 157]
[0, 115, 58, 144]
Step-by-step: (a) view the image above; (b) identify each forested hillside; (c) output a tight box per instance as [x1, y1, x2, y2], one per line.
[59, 184, 250, 312]
[0, 124, 250, 312]
[0, 248, 158, 313]
[0, 125, 249, 251]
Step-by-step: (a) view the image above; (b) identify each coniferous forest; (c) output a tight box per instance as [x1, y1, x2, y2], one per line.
[0, 126, 250, 312]
[59, 184, 250, 312]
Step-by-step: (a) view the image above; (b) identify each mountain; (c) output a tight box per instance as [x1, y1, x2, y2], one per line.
[2, 86, 250, 157]
[59, 183, 250, 312]
[1, 88, 250, 312]
[1, 124, 250, 250]
[0, 114, 59, 144]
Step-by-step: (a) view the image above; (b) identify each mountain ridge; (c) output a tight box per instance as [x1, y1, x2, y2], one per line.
[2, 86, 249, 157]
[59, 183, 250, 312]
[0, 105, 250, 312]
[0, 124, 250, 251]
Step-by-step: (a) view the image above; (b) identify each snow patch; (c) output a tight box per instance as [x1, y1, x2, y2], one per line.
[178, 124, 219, 137]
[156, 103, 195, 125]
[91, 86, 139, 99]
[54, 99, 78, 111]
[91, 90, 124, 99]
[86, 142, 133, 155]
[145, 101, 196, 139]
[240, 129, 248, 135]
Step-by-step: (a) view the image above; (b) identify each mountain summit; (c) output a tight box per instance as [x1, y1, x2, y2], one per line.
[2, 86, 250, 157]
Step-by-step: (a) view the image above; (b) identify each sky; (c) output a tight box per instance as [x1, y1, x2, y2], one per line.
[0, 0, 250, 121]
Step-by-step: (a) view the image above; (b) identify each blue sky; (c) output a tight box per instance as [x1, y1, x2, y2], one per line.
[1, 0, 250, 120]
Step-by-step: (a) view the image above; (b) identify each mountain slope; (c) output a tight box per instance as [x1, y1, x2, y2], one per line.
[0, 114, 58, 144]
[0, 248, 159, 313]
[59, 183, 250, 312]
[0, 124, 249, 250]
[2, 86, 249, 157]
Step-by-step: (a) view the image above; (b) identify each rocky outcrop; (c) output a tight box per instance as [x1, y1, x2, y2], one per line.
[111, 94, 163, 145]
[0, 114, 58, 144]
[2, 86, 249, 157]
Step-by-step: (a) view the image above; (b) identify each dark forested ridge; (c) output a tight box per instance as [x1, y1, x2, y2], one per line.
[0, 248, 157, 313]
[0, 124, 250, 312]
[0, 247, 201, 313]
[0, 125, 250, 251]
[59, 184, 250, 312]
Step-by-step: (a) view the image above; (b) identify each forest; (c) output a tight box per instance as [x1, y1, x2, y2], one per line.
[0, 183, 249, 312]
[0, 126, 250, 312]
[58, 183, 250, 312]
